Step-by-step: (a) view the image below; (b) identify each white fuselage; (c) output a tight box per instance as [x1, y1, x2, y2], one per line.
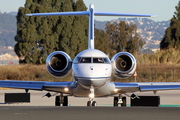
[71, 49, 115, 97]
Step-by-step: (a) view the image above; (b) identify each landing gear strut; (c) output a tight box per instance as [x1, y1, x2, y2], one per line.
[55, 93, 68, 106]
[87, 86, 97, 106]
[114, 94, 126, 107]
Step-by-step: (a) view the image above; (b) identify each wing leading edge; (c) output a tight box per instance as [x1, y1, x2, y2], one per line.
[114, 82, 180, 93]
[0, 80, 72, 93]
[137, 82, 180, 91]
[26, 11, 156, 17]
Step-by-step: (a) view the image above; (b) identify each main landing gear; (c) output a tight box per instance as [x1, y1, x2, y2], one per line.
[113, 93, 140, 107]
[43, 92, 68, 106]
[87, 86, 97, 106]
[55, 93, 68, 106]
[113, 94, 126, 107]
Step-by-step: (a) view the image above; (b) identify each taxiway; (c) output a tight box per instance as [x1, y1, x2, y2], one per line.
[0, 89, 180, 120]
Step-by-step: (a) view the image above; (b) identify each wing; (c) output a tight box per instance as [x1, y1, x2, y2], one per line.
[137, 82, 180, 91]
[0, 80, 72, 94]
[114, 82, 180, 93]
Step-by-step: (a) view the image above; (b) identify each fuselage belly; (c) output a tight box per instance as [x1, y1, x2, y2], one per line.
[70, 81, 115, 97]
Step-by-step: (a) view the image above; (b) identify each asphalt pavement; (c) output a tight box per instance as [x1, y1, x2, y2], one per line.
[0, 89, 180, 120]
[0, 106, 179, 120]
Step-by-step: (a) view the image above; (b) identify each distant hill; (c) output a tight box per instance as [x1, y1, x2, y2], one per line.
[8, 12, 17, 16]
[0, 12, 16, 47]
[95, 18, 170, 51]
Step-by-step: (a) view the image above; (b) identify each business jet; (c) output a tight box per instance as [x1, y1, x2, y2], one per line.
[0, 4, 180, 106]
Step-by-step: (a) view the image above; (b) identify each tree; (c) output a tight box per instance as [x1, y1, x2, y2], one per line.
[14, 0, 88, 64]
[160, 1, 180, 50]
[69, 0, 88, 58]
[105, 21, 145, 56]
[94, 28, 111, 56]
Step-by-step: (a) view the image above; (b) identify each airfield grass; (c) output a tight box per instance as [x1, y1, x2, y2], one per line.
[0, 64, 72, 82]
[0, 64, 180, 82]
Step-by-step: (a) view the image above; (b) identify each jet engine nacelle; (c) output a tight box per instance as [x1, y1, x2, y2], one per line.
[46, 51, 72, 78]
[111, 52, 136, 79]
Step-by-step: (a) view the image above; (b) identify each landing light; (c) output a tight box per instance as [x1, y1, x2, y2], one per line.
[114, 88, 118, 92]
[89, 93, 94, 98]
[64, 88, 69, 91]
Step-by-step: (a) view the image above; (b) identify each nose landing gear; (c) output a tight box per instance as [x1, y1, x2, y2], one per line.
[87, 86, 97, 106]
[87, 101, 97, 106]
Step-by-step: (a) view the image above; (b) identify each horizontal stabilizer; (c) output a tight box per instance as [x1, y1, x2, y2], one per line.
[26, 11, 89, 16]
[94, 11, 156, 17]
[26, 11, 156, 18]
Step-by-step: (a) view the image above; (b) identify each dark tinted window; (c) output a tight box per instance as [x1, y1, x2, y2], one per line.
[73, 57, 81, 63]
[93, 58, 104, 63]
[103, 58, 111, 64]
[80, 57, 91, 63]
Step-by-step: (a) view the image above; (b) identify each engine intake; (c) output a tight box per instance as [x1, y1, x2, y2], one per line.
[111, 52, 136, 79]
[46, 51, 72, 78]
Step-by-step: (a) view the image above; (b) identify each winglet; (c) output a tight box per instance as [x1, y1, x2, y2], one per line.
[151, 15, 157, 17]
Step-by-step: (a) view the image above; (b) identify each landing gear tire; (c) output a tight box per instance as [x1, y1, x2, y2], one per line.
[121, 97, 126, 107]
[114, 97, 118, 107]
[92, 101, 97, 106]
[87, 101, 91, 106]
[87, 101, 97, 106]
[55, 96, 68, 106]
[63, 96, 68, 106]
[55, 96, 60, 106]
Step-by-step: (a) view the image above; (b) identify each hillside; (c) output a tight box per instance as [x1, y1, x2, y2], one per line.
[0, 12, 16, 47]
[95, 18, 170, 52]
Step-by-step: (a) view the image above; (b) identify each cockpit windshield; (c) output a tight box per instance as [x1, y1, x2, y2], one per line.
[73, 57, 110, 64]
[93, 58, 104, 63]
[80, 57, 91, 63]
[103, 58, 111, 64]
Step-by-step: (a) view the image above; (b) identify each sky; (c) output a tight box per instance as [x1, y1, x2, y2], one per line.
[0, 0, 179, 21]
